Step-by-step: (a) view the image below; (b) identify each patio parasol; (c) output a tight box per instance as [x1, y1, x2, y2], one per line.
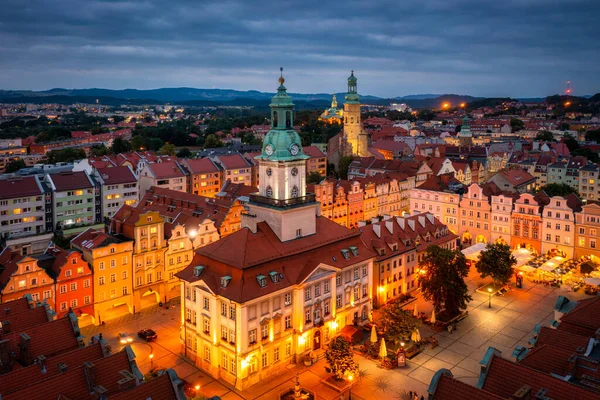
[431, 310, 436, 324]
[379, 338, 388, 359]
[411, 329, 421, 342]
[370, 325, 377, 343]
[413, 303, 418, 317]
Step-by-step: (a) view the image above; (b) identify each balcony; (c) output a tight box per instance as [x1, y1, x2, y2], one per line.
[249, 193, 316, 209]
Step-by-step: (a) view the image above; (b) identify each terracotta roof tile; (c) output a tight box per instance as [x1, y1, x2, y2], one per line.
[0, 297, 34, 314]
[0, 176, 45, 200]
[302, 146, 325, 158]
[215, 153, 251, 169]
[146, 160, 187, 179]
[182, 158, 221, 174]
[431, 372, 504, 400]
[95, 166, 137, 185]
[47, 171, 94, 191]
[110, 371, 180, 400]
[558, 296, 600, 337]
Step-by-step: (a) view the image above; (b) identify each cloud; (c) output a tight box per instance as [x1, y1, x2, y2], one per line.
[0, 0, 598, 97]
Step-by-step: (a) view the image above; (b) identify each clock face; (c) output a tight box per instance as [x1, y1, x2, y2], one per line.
[265, 145, 274, 156]
[291, 167, 298, 176]
[266, 167, 272, 177]
[290, 144, 300, 156]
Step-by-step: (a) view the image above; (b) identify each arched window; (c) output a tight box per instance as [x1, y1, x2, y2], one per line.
[350, 117, 354, 124]
[266, 186, 273, 198]
[291, 185, 298, 198]
[272, 111, 278, 128]
[286, 111, 292, 128]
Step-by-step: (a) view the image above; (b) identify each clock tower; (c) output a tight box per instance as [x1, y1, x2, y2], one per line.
[244, 69, 319, 242]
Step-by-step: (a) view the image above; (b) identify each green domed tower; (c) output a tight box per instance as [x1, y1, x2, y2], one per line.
[342, 70, 368, 157]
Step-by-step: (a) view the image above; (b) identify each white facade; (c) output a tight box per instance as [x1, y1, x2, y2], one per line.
[540, 196, 576, 258]
[490, 194, 513, 245]
[409, 188, 460, 234]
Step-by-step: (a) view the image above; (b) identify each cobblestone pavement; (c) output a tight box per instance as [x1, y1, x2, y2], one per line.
[81, 268, 594, 400]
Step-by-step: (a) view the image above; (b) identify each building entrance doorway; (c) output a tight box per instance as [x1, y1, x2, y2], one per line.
[313, 330, 321, 350]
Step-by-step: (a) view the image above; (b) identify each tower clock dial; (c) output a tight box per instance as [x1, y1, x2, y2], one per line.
[265, 145, 274, 156]
[290, 144, 300, 156]
[291, 167, 298, 176]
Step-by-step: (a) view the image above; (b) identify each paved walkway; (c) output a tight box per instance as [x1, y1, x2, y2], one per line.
[81, 268, 594, 400]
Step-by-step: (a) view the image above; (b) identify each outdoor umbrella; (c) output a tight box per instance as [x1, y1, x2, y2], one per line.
[411, 329, 422, 342]
[413, 303, 418, 317]
[431, 310, 436, 324]
[379, 338, 388, 359]
[370, 325, 377, 343]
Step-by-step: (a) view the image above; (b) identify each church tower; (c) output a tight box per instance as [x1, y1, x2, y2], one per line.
[342, 71, 368, 157]
[244, 69, 319, 242]
[458, 115, 473, 147]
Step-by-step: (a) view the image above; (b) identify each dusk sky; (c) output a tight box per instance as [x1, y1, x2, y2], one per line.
[1, 0, 599, 98]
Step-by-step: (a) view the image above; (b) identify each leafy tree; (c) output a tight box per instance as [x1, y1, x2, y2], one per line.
[539, 183, 580, 197]
[585, 129, 600, 143]
[110, 137, 132, 154]
[324, 336, 359, 380]
[571, 147, 600, 163]
[338, 156, 354, 180]
[90, 144, 109, 157]
[307, 172, 324, 184]
[204, 134, 223, 148]
[475, 243, 517, 286]
[559, 122, 570, 131]
[159, 143, 176, 156]
[5, 158, 26, 173]
[131, 135, 146, 151]
[419, 245, 472, 318]
[35, 126, 72, 143]
[176, 147, 192, 158]
[563, 133, 579, 152]
[147, 137, 164, 151]
[417, 109, 436, 121]
[379, 299, 421, 346]
[47, 148, 86, 163]
[535, 130, 555, 142]
[510, 118, 524, 132]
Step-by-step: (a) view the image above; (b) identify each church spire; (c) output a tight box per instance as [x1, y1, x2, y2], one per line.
[331, 93, 338, 108]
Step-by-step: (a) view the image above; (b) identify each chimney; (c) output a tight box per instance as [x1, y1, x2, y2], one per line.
[58, 362, 68, 373]
[117, 370, 137, 391]
[358, 221, 367, 228]
[418, 215, 426, 227]
[385, 220, 394, 234]
[18, 333, 32, 366]
[396, 217, 405, 230]
[510, 385, 531, 400]
[84, 361, 97, 391]
[371, 217, 380, 224]
[373, 223, 381, 238]
[91, 385, 108, 400]
[0, 338, 12, 374]
[38, 355, 47, 373]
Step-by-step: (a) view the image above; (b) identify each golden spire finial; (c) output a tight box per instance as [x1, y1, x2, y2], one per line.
[278, 67, 285, 85]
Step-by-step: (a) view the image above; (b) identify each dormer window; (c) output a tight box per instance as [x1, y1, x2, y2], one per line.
[349, 246, 358, 256]
[220, 276, 231, 288]
[257, 275, 267, 288]
[269, 271, 281, 283]
[147, 217, 152, 222]
[193, 266, 204, 277]
[341, 249, 350, 260]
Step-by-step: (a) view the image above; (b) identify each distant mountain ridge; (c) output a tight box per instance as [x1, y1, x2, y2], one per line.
[0, 87, 547, 108]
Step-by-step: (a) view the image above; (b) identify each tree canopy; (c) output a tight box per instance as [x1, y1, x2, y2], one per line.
[475, 243, 517, 286]
[539, 183, 580, 198]
[176, 147, 192, 158]
[110, 137, 133, 154]
[159, 143, 176, 156]
[510, 118, 524, 132]
[324, 336, 359, 380]
[338, 156, 354, 180]
[535, 130, 555, 142]
[379, 299, 421, 345]
[47, 148, 86, 164]
[571, 147, 600, 163]
[307, 172, 324, 184]
[419, 245, 472, 317]
[5, 158, 26, 173]
[204, 134, 223, 148]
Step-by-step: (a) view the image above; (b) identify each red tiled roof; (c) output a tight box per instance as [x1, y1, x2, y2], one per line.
[177, 217, 375, 303]
[216, 153, 251, 169]
[95, 166, 137, 185]
[146, 160, 186, 179]
[47, 171, 94, 191]
[182, 158, 221, 174]
[432, 373, 504, 400]
[302, 146, 325, 158]
[71, 227, 124, 251]
[110, 371, 180, 400]
[558, 296, 600, 336]
[0, 343, 105, 396]
[535, 326, 590, 353]
[482, 351, 598, 400]
[0, 306, 50, 334]
[0, 297, 33, 314]
[0, 176, 44, 200]
[5, 349, 133, 400]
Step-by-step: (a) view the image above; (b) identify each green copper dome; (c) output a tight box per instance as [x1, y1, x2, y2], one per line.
[257, 69, 309, 162]
[348, 70, 357, 85]
[345, 70, 359, 104]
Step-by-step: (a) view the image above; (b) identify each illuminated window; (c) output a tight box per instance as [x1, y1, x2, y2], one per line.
[13, 208, 21, 214]
[150, 227, 157, 234]
[74, 190, 83, 196]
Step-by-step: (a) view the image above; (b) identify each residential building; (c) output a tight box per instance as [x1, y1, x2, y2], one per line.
[410, 174, 462, 234]
[486, 169, 536, 194]
[303, 145, 327, 177]
[176, 74, 375, 391]
[489, 193, 515, 245]
[540, 194, 582, 258]
[138, 160, 188, 199]
[458, 183, 492, 246]
[45, 245, 94, 325]
[575, 203, 600, 261]
[0, 176, 52, 254]
[92, 166, 138, 219]
[510, 192, 548, 254]
[71, 228, 134, 324]
[212, 153, 253, 185]
[164, 224, 195, 300]
[0, 248, 55, 307]
[181, 158, 222, 197]
[45, 170, 102, 237]
[359, 213, 457, 307]
[578, 163, 599, 201]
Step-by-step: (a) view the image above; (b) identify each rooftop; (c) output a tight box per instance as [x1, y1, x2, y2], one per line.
[95, 166, 137, 185]
[0, 176, 45, 200]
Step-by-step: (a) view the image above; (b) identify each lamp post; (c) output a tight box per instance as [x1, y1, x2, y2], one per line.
[348, 374, 353, 400]
[194, 384, 200, 399]
[488, 287, 492, 308]
[149, 353, 154, 370]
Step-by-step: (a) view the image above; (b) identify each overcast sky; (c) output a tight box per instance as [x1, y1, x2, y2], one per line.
[1, 0, 598, 97]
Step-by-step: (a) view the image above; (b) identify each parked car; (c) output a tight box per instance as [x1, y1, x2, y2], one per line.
[138, 329, 158, 341]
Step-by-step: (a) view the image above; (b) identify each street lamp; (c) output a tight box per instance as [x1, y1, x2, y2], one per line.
[149, 353, 154, 370]
[195, 384, 200, 398]
[348, 374, 354, 400]
[488, 287, 492, 308]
